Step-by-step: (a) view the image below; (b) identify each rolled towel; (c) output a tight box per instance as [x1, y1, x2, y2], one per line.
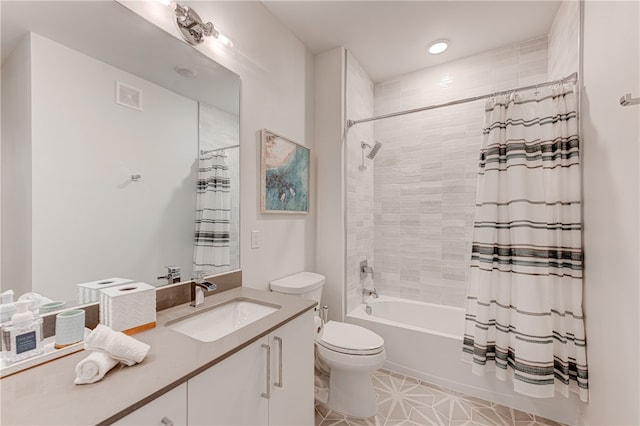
[84, 324, 150, 366]
[74, 351, 119, 385]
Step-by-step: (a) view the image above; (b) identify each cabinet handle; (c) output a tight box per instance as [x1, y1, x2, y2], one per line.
[261, 343, 271, 399]
[160, 417, 174, 426]
[274, 336, 283, 388]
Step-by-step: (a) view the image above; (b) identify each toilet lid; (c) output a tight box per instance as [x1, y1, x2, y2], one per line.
[318, 321, 384, 355]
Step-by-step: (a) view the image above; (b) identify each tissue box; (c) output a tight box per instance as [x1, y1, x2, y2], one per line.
[77, 278, 133, 304]
[99, 282, 156, 335]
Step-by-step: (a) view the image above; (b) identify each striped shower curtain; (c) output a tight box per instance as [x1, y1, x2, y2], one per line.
[193, 152, 231, 273]
[462, 83, 588, 402]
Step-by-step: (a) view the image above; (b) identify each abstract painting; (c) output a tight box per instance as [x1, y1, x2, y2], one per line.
[261, 129, 309, 214]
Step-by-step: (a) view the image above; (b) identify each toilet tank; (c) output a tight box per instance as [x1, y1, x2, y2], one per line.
[269, 272, 326, 304]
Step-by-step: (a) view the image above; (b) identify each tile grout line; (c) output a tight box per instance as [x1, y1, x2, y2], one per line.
[315, 368, 565, 426]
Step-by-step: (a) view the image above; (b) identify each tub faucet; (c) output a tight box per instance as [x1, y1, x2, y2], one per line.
[362, 288, 379, 298]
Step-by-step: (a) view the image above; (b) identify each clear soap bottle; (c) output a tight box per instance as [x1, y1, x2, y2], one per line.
[2, 300, 43, 364]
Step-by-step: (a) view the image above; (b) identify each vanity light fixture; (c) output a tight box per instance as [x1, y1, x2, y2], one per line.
[172, 2, 235, 48]
[428, 39, 449, 55]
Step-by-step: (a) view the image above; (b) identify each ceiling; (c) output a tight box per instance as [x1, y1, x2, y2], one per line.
[1, 1, 240, 114]
[262, 1, 561, 83]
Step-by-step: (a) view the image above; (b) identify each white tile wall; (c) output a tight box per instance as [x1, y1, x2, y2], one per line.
[548, 0, 580, 80]
[346, 2, 576, 310]
[372, 37, 549, 308]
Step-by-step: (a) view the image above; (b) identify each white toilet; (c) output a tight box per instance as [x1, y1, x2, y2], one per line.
[270, 272, 386, 418]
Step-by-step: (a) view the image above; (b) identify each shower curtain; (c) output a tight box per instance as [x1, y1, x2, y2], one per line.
[462, 83, 588, 402]
[193, 152, 231, 274]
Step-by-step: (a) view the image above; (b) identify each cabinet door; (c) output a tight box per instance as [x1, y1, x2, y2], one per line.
[269, 310, 315, 426]
[188, 336, 270, 425]
[114, 382, 187, 426]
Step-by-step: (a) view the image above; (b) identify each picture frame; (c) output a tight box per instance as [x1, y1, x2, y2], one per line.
[260, 129, 310, 214]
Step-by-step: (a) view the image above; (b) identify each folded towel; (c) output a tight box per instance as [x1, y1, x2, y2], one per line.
[84, 324, 150, 366]
[74, 351, 119, 385]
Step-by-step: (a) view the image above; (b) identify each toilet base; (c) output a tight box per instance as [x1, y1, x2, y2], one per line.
[324, 368, 378, 418]
[314, 324, 386, 418]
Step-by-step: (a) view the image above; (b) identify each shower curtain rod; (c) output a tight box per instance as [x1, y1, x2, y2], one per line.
[200, 144, 240, 154]
[346, 72, 578, 128]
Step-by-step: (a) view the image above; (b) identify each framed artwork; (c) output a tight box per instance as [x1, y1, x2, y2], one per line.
[261, 129, 310, 214]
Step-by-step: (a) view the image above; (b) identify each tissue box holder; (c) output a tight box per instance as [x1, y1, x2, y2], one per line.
[77, 277, 134, 304]
[99, 282, 156, 335]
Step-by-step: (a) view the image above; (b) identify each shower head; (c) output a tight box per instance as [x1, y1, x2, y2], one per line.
[359, 141, 383, 171]
[366, 141, 382, 159]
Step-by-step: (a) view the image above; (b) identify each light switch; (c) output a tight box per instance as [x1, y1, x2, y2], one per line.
[251, 230, 260, 249]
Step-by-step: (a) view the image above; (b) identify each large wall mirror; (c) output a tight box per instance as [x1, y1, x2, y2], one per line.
[1, 1, 241, 306]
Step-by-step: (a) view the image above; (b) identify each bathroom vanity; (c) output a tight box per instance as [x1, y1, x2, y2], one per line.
[0, 288, 316, 425]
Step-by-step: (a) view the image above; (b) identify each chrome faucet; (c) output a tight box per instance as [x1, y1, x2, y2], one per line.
[365, 303, 372, 315]
[190, 280, 218, 307]
[362, 288, 379, 298]
[157, 266, 181, 284]
[190, 271, 218, 307]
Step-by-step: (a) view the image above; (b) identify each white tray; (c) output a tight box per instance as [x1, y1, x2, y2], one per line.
[0, 328, 90, 378]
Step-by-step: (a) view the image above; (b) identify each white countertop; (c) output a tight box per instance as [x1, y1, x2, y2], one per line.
[0, 287, 316, 426]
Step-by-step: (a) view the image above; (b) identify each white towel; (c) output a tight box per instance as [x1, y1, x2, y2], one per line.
[74, 351, 119, 385]
[84, 324, 150, 366]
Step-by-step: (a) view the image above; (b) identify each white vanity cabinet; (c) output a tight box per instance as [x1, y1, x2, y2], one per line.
[267, 309, 315, 425]
[187, 309, 314, 426]
[114, 383, 187, 426]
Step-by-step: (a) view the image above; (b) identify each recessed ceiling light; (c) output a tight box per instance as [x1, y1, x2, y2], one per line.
[174, 66, 197, 78]
[428, 39, 449, 55]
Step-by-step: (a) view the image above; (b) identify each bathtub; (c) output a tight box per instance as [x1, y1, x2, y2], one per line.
[346, 295, 581, 425]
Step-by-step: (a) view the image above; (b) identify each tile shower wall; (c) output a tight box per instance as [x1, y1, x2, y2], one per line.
[345, 51, 375, 314]
[373, 37, 549, 307]
[547, 0, 580, 80]
[199, 104, 240, 271]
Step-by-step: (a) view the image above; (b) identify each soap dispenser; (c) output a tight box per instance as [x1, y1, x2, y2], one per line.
[2, 300, 44, 364]
[0, 290, 16, 324]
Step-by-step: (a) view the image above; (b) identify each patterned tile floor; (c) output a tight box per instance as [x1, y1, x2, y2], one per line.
[315, 369, 565, 426]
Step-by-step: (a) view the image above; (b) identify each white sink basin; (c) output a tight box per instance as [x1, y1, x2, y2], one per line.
[166, 299, 279, 342]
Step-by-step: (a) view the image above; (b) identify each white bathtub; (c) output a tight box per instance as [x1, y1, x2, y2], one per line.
[351, 296, 465, 339]
[346, 295, 580, 425]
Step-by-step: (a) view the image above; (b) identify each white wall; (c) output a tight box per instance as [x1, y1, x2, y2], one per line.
[581, 1, 640, 424]
[314, 47, 345, 320]
[1, 35, 32, 297]
[121, 1, 316, 290]
[26, 33, 198, 303]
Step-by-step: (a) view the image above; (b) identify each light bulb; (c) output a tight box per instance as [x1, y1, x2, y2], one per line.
[428, 40, 449, 55]
[216, 32, 234, 48]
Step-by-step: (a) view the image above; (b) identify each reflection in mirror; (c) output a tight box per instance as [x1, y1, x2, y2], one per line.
[1, 1, 240, 307]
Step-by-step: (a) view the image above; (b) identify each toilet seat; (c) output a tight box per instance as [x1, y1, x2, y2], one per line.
[317, 321, 384, 355]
